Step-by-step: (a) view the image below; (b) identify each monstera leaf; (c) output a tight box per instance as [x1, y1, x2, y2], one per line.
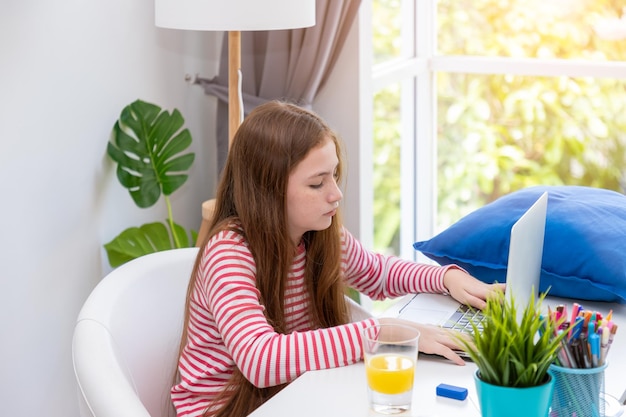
[104, 222, 197, 268]
[104, 100, 197, 267]
[107, 99, 195, 208]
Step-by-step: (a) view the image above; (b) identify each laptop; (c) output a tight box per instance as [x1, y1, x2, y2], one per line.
[384, 191, 549, 335]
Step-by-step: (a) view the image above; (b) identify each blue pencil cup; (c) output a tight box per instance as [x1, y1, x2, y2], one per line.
[549, 363, 607, 417]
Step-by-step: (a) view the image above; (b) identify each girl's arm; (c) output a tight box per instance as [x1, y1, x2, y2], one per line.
[340, 227, 452, 299]
[340, 228, 504, 309]
[199, 232, 377, 388]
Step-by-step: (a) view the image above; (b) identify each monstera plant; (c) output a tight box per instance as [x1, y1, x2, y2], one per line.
[104, 99, 197, 267]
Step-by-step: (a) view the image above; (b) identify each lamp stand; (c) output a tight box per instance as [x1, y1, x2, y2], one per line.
[228, 30, 241, 146]
[197, 31, 241, 246]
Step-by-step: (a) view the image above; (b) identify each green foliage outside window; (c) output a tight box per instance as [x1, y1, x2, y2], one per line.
[372, 0, 626, 254]
[373, 85, 402, 253]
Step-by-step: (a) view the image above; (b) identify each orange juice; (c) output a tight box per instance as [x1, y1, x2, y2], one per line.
[365, 353, 415, 395]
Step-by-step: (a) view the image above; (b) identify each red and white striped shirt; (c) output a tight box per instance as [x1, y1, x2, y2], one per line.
[171, 227, 449, 416]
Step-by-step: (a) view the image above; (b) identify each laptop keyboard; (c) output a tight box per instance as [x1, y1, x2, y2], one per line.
[442, 304, 485, 335]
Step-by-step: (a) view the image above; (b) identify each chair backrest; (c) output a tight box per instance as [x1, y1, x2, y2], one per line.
[72, 248, 199, 417]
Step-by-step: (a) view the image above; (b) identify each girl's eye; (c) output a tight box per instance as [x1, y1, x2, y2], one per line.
[310, 182, 324, 189]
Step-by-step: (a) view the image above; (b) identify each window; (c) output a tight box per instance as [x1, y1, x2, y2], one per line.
[369, 0, 626, 259]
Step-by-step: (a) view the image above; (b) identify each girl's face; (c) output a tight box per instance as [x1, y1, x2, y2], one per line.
[286, 137, 343, 244]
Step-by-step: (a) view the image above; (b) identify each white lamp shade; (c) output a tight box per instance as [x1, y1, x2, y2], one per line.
[155, 0, 316, 31]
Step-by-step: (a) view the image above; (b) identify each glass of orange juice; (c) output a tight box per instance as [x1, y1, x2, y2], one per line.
[362, 324, 420, 414]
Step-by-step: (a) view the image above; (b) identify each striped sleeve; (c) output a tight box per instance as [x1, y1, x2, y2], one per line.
[340, 227, 452, 299]
[201, 231, 377, 388]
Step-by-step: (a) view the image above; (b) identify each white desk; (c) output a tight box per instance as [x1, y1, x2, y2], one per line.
[249, 356, 481, 417]
[249, 296, 626, 417]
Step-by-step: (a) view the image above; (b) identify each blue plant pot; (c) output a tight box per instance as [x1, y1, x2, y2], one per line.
[474, 370, 555, 417]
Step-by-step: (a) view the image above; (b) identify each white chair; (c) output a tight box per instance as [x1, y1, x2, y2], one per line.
[72, 247, 371, 417]
[72, 248, 198, 417]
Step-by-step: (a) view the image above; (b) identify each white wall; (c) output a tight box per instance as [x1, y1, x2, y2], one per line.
[0, 1, 219, 415]
[0, 1, 361, 417]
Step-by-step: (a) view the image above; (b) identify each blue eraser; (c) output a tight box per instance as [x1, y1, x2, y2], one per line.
[436, 383, 468, 401]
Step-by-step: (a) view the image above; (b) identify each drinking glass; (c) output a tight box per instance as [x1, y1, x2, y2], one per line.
[362, 324, 420, 414]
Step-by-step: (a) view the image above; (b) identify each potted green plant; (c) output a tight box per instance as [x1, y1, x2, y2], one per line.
[104, 99, 197, 267]
[454, 288, 566, 417]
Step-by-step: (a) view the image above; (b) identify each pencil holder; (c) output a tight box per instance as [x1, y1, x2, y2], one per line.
[549, 363, 607, 417]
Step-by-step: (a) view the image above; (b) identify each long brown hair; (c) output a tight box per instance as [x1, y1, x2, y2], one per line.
[178, 101, 351, 416]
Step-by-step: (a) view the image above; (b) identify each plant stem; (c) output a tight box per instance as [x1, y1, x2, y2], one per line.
[164, 195, 182, 248]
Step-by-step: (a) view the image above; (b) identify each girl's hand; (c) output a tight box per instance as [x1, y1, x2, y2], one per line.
[378, 317, 469, 366]
[442, 267, 505, 310]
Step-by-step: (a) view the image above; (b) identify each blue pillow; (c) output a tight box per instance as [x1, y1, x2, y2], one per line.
[413, 186, 626, 303]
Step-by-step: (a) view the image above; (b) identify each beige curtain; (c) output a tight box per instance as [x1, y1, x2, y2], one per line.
[197, 0, 362, 172]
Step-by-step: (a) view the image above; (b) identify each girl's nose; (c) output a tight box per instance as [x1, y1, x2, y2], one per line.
[331, 181, 343, 203]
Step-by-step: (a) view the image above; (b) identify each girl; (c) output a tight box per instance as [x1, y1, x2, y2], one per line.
[171, 101, 503, 417]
